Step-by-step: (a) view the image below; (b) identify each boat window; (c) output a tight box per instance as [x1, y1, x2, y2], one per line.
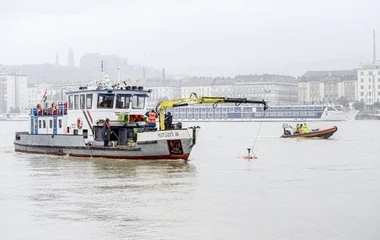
[39, 120, 42, 128]
[59, 119, 62, 128]
[300, 106, 308, 110]
[277, 106, 284, 110]
[308, 106, 315, 110]
[97, 93, 114, 108]
[116, 94, 131, 109]
[49, 120, 53, 128]
[86, 94, 93, 109]
[53, 119, 57, 129]
[132, 95, 145, 109]
[43, 120, 46, 128]
[80, 94, 85, 110]
[68, 95, 74, 110]
[292, 106, 299, 110]
[74, 95, 79, 110]
[277, 112, 284, 117]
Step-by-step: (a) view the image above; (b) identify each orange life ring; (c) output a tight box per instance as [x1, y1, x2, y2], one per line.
[77, 117, 83, 129]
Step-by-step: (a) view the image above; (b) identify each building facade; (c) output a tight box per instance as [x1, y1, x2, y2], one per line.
[180, 77, 214, 98]
[298, 70, 357, 104]
[144, 80, 181, 106]
[233, 74, 298, 105]
[357, 63, 380, 106]
[211, 78, 234, 97]
[0, 73, 28, 113]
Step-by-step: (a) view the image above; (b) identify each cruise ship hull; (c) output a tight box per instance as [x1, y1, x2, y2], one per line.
[158, 105, 359, 122]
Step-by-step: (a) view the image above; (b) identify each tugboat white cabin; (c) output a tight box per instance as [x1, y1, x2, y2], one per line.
[15, 78, 201, 161]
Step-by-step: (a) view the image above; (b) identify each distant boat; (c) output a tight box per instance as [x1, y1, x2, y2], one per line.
[0, 113, 29, 121]
[147, 103, 359, 122]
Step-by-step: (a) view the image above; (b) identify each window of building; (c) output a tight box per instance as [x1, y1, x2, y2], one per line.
[68, 95, 74, 110]
[361, 71, 364, 75]
[80, 94, 85, 109]
[369, 71, 373, 75]
[361, 86, 364, 89]
[74, 95, 79, 110]
[361, 92, 364, 96]
[97, 93, 114, 108]
[86, 94, 93, 109]
[369, 85, 371, 89]
[116, 94, 131, 109]
[361, 78, 364, 82]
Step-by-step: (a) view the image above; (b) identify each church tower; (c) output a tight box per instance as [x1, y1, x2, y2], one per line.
[68, 47, 75, 67]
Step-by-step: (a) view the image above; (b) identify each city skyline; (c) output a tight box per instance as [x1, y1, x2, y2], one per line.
[0, 0, 379, 77]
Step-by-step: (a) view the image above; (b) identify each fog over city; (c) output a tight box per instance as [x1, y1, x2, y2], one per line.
[1, 0, 379, 77]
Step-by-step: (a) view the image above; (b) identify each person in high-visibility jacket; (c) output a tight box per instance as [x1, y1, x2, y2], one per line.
[302, 123, 310, 133]
[145, 110, 158, 129]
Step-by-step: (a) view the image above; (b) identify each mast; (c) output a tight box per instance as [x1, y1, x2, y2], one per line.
[373, 29, 376, 64]
[100, 60, 104, 81]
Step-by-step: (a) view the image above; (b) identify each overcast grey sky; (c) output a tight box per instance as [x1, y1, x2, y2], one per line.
[0, 0, 379, 76]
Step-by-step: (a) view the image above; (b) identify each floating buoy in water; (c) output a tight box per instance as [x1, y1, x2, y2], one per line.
[243, 148, 257, 159]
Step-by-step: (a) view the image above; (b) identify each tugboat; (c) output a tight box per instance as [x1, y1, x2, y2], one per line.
[14, 77, 268, 161]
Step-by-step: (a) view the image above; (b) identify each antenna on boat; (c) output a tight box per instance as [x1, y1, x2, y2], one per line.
[100, 60, 104, 81]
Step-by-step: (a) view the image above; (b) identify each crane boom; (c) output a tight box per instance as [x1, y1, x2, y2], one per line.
[155, 93, 269, 130]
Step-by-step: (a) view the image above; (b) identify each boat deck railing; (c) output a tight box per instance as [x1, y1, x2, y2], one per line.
[30, 107, 68, 116]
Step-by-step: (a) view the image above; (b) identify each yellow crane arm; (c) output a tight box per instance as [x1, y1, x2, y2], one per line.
[155, 93, 269, 130]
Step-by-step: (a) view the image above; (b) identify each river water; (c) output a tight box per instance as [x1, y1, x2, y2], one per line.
[0, 121, 379, 240]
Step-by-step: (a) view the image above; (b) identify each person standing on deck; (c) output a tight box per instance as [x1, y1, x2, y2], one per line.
[103, 118, 111, 147]
[164, 112, 173, 129]
[145, 109, 158, 129]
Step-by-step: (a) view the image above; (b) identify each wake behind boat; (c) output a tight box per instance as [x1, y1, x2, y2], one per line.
[280, 123, 338, 139]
